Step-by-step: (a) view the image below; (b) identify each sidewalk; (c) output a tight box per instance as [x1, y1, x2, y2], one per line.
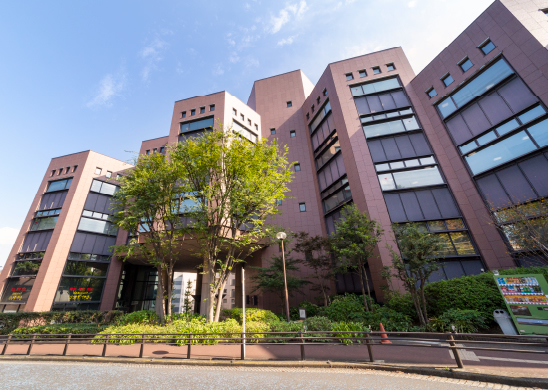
[1, 341, 547, 388]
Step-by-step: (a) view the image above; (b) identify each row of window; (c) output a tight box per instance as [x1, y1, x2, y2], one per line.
[180, 117, 214, 134]
[68, 252, 111, 262]
[361, 108, 413, 124]
[378, 166, 444, 191]
[82, 209, 113, 221]
[426, 38, 496, 99]
[90, 179, 118, 196]
[233, 120, 258, 143]
[145, 146, 165, 155]
[309, 101, 332, 133]
[465, 117, 548, 175]
[375, 156, 435, 172]
[46, 178, 72, 193]
[363, 115, 420, 139]
[345, 63, 396, 81]
[53, 277, 105, 304]
[77, 217, 118, 236]
[36, 208, 61, 217]
[182, 104, 215, 118]
[16, 251, 45, 260]
[305, 88, 328, 121]
[51, 165, 77, 177]
[231, 108, 259, 132]
[315, 138, 340, 170]
[351, 77, 401, 97]
[94, 167, 117, 179]
[269, 128, 297, 138]
[323, 185, 351, 214]
[30, 216, 58, 231]
[460, 105, 546, 155]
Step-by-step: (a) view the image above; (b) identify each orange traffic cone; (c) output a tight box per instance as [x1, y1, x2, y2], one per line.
[379, 322, 392, 344]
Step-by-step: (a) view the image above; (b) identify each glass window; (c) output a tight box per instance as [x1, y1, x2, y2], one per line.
[465, 131, 537, 175]
[233, 108, 237, 115]
[182, 111, 186, 118]
[402, 116, 420, 131]
[200, 107, 205, 114]
[518, 105, 546, 124]
[64, 261, 109, 277]
[496, 119, 519, 136]
[446, 219, 465, 230]
[145, 150, 150, 155]
[452, 59, 512, 108]
[420, 157, 436, 165]
[427, 88, 437, 98]
[12, 261, 41, 276]
[459, 58, 473, 72]
[54, 277, 105, 303]
[359, 70, 367, 78]
[450, 232, 476, 254]
[287, 101, 292, 107]
[270, 128, 276, 135]
[323, 89, 327, 96]
[476, 131, 497, 146]
[354, 78, 401, 96]
[363, 118, 406, 138]
[428, 220, 446, 231]
[90, 180, 118, 195]
[378, 173, 396, 190]
[95, 167, 102, 175]
[460, 141, 477, 154]
[435, 233, 457, 256]
[180, 117, 214, 133]
[82, 210, 93, 217]
[527, 118, 548, 147]
[387, 63, 395, 71]
[442, 74, 454, 87]
[210, 104, 215, 111]
[323, 186, 351, 214]
[316, 140, 341, 168]
[106, 171, 112, 179]
[294, 163, 301, 172]
[46, 178, 72, 192]
[159, 147, 165, 153]
[30, 216, 58, 231]
[1, 278, 34, 303]
[437, 97, 457, 118]
[372, 67, 381, 74]
[78, 217, 118, 236]
[375, 163, 390, 172]
[299, 203, 306, 212]
[191, 109, 195, 116]
[390, 161, 405, 169]
[345, 73, 353, 81]
[404, 159, 420, 167]
[392, 167, 444, 189]
[480, 40, 496, 55]
[290, 130, 296, 138]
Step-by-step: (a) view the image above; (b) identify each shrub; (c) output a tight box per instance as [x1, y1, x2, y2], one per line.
[362, 307, 414, 332]
[222, 308, 280, 325]
[11, 323, 107, 338]
[317, 294, 369, 322]
[429, 309, 488, 334]
[303, 316, 333, 332]
[115, 310, 159, 326]
[384, 292, 417, 321]
[267, 321, 303, 343]
[290, 301, 320, 320]
[332, 322, 366, 344]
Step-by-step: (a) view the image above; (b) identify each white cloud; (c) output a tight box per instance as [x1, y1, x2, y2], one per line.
[140, 38, 168, 81]
[408, 1, 417, 7]
[269, 1, 308, 34]
[87, 71, 126, 108]
[277, 36, 296, 46]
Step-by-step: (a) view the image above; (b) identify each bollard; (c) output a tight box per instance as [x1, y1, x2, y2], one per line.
[241, 333, 245, 360]
[447, 334, 464, 369]
[139, 334, 145, 358]
[2, 335, 12, 355]
[365, 333, 374, 362]
[299, 331, 305, 361]
[27, 335, 36, 355]
[187, 334, 193, 359]
[102, 335, 109, 357]
[62, 334, 72, 356]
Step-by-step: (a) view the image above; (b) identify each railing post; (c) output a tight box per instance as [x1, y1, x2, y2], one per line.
[447, 334, 464, 369]
[1, 335, 11, 355]
[365, 333, 374, 362]
[299, 331, 305, 361]
[102, 335, 109, 357]
[62, 334, 72, 356]
[187, 334, 192, 359]
[139, 334, 145, 358]
[241, 332, 245, 360]
[26, 335, 36, 355]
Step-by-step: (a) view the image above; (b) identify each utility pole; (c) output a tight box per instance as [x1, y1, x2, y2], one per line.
[276, 231, 290, 322]
[242, 266, 246, 359]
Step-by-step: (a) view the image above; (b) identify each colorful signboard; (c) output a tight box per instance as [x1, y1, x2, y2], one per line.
[494, 274, 548, 335]
[0, 278, 34, 303]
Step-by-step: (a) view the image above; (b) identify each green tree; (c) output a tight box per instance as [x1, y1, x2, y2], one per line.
[169, 125, 293, 322]
[183, 279, 194, 314]
[110, 152, 188, 324]
[292, 232, 335, 307]
[250, 255, 310, 315]
[384, 223, 444, 327]
[329, 204, 383, 312]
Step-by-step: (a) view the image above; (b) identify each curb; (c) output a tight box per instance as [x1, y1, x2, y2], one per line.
[0, 355, 546, 388]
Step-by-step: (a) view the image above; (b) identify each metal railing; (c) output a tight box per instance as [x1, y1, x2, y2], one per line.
[1, 331, 547, 368]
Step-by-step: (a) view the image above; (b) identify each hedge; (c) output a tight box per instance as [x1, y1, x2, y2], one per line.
[11, 323, 108, 338]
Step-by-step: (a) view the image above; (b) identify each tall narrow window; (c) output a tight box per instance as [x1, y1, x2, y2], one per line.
[200, 106, 205, 114]
[190, 109, 196, 116]
[317, 96, 320, 104]
[299, 203, 306, 212]
[72, 165, 78, 173]
[323, 88, 327, 96]
[233, 108, 237, 115]
[106, 171, 112, 179]
[51, 170, 56, 177]
[181, 111, 187, 118]
[241, 114, 245, 121]
[290, 130, 296, 138]
[294, 163, 301, 172]
[65, 167, 70, 174]
[145, 150, 150, 155]
[210, 104, 215, 111]
[287, 101, 292, 108]
[248, 119, 251, 126]
[270, 128, 276, 135]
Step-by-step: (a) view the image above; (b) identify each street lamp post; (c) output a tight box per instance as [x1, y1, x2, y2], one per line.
[276, 231, 290, 322]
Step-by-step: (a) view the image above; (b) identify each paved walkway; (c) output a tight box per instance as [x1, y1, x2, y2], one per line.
[2, 340, 547, 381]
[0, 361, 536, 390]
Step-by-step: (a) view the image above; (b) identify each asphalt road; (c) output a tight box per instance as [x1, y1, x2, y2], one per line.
[0, 361, 530, 390]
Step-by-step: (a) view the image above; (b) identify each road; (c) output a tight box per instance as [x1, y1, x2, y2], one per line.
[0, 361, 531, 389]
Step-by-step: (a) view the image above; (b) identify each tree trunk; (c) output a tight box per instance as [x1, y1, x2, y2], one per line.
[419, 282, 429, 325]
[213, 277, 229, 322]
[163, 267, 172, 319]
[321, 284, 328, 307]
[206, 265, 216, 323]
[357, 269, 370, 312]
[362, 265, 374, 313]
[155, 265, 166, 324]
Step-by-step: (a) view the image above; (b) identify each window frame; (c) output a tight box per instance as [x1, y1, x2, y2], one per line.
[345, 72, 354, 81]
[299, 203, 307, 212]
[386, 63, 396, 72]
[441, 73, 454, 87]
[478, 38, 496, 55]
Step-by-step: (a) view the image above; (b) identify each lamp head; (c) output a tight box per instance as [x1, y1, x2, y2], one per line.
[276, 232, 287, 240]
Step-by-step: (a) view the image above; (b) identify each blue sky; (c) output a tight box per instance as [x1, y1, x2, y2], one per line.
[0, 0, 496, 266]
